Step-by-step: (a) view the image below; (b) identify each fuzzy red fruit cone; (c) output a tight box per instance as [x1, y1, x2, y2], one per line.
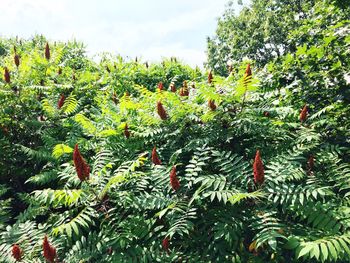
[57, 94, 65, 109]
[162, 237, 170, 254]
[170, 83, 176, 92]
[4, 67, 10, 83]
[170, 166, 180, 191]
[73, 144, 90, 181]
[14, 54, 20, 67]
[300, 105, 308, 123]
[253, 150, 264, 185]
[124, 124, 130, 139]
[208, 70, 213, 84]
[151, 146, 161, 165]
[245, 64, 252, 77]
[157, 101, 168, 120]
[179, 87, 189, 96]
[307, 155, 314, 175]
[45, 42, 50, 60]
[12, 244, 22, 261]
[208, 99, 216, 111]
[158, 82, 164, 91]
[43, 236, 56, 263]
[179, 81, 189, 96]
[307, 155, 314, 170]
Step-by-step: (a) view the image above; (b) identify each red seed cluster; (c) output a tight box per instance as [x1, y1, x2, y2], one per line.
[14, 54, 20, 67]
[300, 105, 308, 122]
[157, 101, 168, 120]
[73, 144, 90, 182]
[158, 82, 164, 91]
[4, 67, 10, 83]
[208, 99, 216, 111]
[179, 87, 188, 96]
[45, 42, 50, 60]
[43, 236, 56, 263]
[12, 244, 22, 261]
[57, 94, 65, 109]
[151, 146, 161, 165]
[170, 166, 180, 191]
[124, 124, 130, 139]
[179, 81, 189, 96]
[170, 83, 176, 92]
[162, 237, 170, 254]
[245, 64, 252, 77]
[307, 155, 314, 174]
[253, 150, 264, 185]
[208, 70, 213, 84]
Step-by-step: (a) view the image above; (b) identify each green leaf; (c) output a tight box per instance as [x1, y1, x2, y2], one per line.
[52, 144, 73, 159]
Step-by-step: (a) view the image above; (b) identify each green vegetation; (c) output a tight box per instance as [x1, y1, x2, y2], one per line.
[0, 0, 350, 262]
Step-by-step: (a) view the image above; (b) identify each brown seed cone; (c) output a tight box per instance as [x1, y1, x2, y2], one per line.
[208, 99, 217, 111]
[124, 124, 130, 139]
[300, 105, 308, 123]
[170, 166, 180, 191]
[245, 64, 252, 77]
[253, 150, 264, 185]
[157, 101, 168, 120]
[170, 83, 176, 92]
[179, 87, 189, 96]
[4, 67, 10, 83]
[307, 155, 315, 175]
[57, 94, 65, 109]
[45, 42, 50, 60]
[158, 82, 163, 91]
[43, 236, 56, 263]
[151, 146, 162, 165]
[162, 237, 170, 254]
[12, 244, 22, 261]
[14, 54, 20, 67]
[73, 144, 90, 181]
[208, 70, 213, 84]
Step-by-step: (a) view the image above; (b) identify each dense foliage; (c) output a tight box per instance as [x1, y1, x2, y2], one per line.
[0, 1, 350, 262]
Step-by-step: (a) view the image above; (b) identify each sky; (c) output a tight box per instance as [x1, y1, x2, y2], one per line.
[0, 0, 246, 67]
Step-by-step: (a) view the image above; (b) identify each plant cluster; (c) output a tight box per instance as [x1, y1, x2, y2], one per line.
[0, 0, 349, 261]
